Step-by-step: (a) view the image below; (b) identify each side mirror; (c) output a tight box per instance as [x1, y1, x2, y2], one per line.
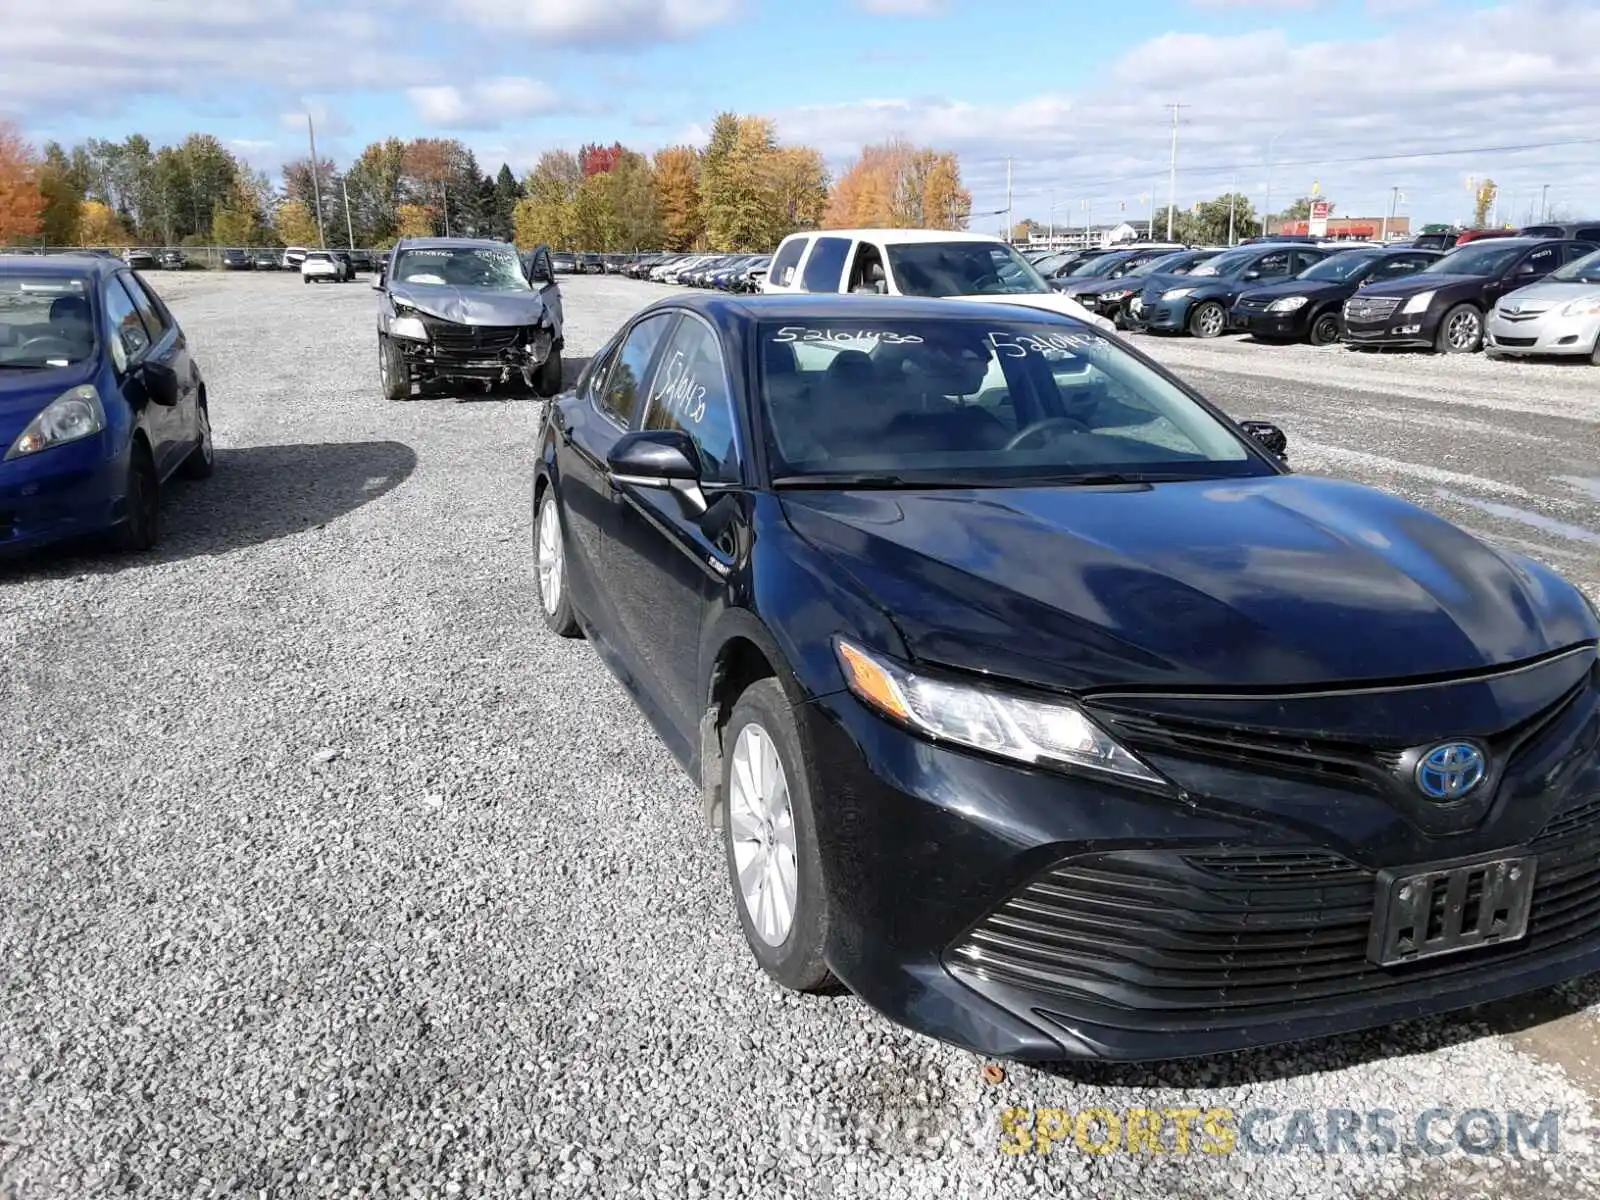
[607, 429, 707, 516]
[141, 360, 181, 407]
[1240, 420, 1288, 460]
[1242, 269, 1262, 281]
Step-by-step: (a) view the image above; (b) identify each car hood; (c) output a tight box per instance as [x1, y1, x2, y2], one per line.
[1494, 280, 1600, 309]
[941, 291, 1116, 332]
[1237, 278, 1348, 302]
[1358, 273, 1484, 298]
[1062, 276, 1142, 297]
[780, 475, 1597, 692]
[0, 360, 99, 442]
[388, 282, 550, 326]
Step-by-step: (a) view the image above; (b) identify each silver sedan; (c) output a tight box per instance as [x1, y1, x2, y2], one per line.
[1485, 247, 1600, 363]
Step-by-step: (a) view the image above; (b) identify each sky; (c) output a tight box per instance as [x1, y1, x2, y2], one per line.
[5, 0, 1599, 232]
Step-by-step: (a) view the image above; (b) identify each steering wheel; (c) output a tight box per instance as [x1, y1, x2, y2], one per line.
[15, 336, 80, 358]
[1003, 416, 1091, 452]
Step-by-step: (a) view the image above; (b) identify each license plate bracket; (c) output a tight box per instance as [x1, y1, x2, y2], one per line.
[1367, 855, 1535, 967]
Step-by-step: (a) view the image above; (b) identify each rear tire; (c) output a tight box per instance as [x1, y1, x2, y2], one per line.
[1590, 333, 1600, 366]
[722, 678, 834, 993]
[109, 441, 159, 553]
[1188, 300, 1226, 339]
[1308, 309, 1342, 347]
[1436, 304, 1483, 354]
[379, 335, 412, 401]
[177, 403, 214, 480]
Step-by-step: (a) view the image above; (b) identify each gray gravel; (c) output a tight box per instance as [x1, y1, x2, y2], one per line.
[2, 271, 1598, 1199]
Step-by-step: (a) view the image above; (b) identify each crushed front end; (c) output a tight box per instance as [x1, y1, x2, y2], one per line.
[395, 314, 556, 389]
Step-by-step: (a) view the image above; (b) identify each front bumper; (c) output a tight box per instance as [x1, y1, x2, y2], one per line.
[1130, 295, 1194, 332]
[1230, 309, 1304, 338]
[0, 431, 130, 557]
[799, 669, 1600, 1062]
[1486, 310, 1600, 357]
[1341, 314, 1438, 348]
[394, 321, 556, 383]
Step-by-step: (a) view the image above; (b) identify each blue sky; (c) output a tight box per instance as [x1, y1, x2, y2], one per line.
[7, 0, 1599, 229]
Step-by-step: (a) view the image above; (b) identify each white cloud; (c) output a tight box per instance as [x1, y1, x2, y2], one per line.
[408, 78, 573, 130]
[1187, 0, 1327, 10]
[452, 0, 740, 46]
[857, 0, 949, 15]
[773, 1, 1600, 227]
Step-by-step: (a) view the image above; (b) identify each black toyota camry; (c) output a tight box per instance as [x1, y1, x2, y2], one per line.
[531, 292, 1600, 1062]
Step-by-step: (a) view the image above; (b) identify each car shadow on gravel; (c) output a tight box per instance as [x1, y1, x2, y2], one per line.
[1028, 974, 1600, 1089]
[0, 440, 418, 578]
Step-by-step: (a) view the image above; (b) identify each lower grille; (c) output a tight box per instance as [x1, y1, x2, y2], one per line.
[947, 819, 1600, 1018]
[1494, 335, 1538, 347]
[1233, 298, 1271, 314]
[422, 319, 527, 355]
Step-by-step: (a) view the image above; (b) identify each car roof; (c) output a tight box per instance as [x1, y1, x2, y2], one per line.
[645, 291, 1094, 327]
[789, 228, 1011, 246]
[395, 237, 513, 251]
[0, 252, 125, 280]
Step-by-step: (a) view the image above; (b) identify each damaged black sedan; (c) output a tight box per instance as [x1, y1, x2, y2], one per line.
[375, 238, 565, 400]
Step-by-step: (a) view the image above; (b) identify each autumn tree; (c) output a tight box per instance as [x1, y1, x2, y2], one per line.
[578, 142, 626, 178]
[274, 201, 321, 247]
[38, 142, 82, 245]
[0, 122, 45, 244]
[77, 201, 130, 246]
[1473, 179, 1498, 228]
[211, 178, 264, 247]
[394, 204, 436, 240]
[653, 146, 703, 251]
[513, 150, 581, 249]
[825, 140, 969, 231]
[769, 146, 829, 239]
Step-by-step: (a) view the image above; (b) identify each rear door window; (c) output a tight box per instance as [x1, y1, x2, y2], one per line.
[800, 237, 852, 293]
[1516, 244, 1560, 279]
[768, 237, 807, 289]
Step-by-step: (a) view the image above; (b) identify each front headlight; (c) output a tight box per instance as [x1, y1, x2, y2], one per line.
[1161, 287, 1195, 300]
[5, 385, 106, 461]
[1401, 290, 1436, 314]
[1560, 295, 1600, 317]
[1267, 296, 1308, 313]
[834, 638, 1165, 786]
[1102, 289, 1133, 301]
[389, 314, 428, 341]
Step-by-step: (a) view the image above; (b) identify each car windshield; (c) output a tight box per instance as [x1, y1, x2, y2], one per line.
[1298, 250, 1383, 282]
[1187, 249, 1258, 277]
[1134, 250, 1218, 277]
[0, 275, 96, 368]
[1067, 254, 1133, 279]
[1549, 249, 1600, 284]
[393, 246, 531, 290]
[757, 317, 1263, 485]
[1425, 241, 1527, 277]
[886, 242, 1050, 297]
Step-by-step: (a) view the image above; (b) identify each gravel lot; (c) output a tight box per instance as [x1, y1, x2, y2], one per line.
[2, 269, 1598, 1200]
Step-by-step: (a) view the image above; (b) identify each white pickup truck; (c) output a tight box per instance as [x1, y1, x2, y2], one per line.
[760, 228, 1115, 332]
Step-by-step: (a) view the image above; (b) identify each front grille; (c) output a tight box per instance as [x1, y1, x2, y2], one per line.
[1494, 335, 1538, 347]
[1345, 296, 1401, 321]
[948, 821, 1600, 1020]
[1233, 297, 1271, 314]
[421, 319, 527, 355]
[1497, 308, 1547, 322]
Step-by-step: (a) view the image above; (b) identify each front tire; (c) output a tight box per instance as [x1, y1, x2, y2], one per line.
[534, 484, 581, 637]
[722, 679, 834, 993]
[1436, 304, 1483, 354]
[534, 345, 563, 397]
[109, 440, 159, 553]
[379, 335, 412, 402]
[1188, 299, 1226, 339]
[1308, 309, 1342, 347]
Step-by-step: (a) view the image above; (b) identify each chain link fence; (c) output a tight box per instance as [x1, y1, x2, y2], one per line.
[1, 245, 382, 270]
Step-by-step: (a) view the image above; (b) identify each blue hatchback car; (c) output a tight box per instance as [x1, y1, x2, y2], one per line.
[1132, 242, 1336, 338]
[0, 254, 212, 556]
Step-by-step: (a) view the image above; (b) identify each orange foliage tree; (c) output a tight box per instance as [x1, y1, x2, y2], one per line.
[0, 121, 46, 243]
[823, 138, 970, 231]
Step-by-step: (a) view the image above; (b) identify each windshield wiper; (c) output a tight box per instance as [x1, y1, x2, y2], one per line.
[771, 473, 978, 490]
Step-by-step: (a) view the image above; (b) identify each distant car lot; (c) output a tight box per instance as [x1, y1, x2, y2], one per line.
[1, 269, 1597, 1199]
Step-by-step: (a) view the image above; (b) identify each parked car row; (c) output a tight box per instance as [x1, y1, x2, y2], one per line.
[121, 248, 189, 271]
[550, 252, 646, 275]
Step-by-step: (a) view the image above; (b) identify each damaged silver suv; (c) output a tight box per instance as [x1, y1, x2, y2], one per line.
[375, 238, 565, 400]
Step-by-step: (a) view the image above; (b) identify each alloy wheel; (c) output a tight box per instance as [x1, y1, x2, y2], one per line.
[1448, 310, 1482, 351]
[536, 495, 564, 616]
[1195, 304, 1224, 337]
[728, 723, 799, 948]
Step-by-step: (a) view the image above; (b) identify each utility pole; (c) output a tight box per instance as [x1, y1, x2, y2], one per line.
[1165, 103, 1185, 243]
[1262, 131, 1283, 236]
[1005, 156, 1013, 243]
[1227, 173, 1237, 246]
[1540, 183, 1550, 222]
[442, 183, 451, 237]
[306, 113, 327, 249]
[1381, 186, 1399, 242]
[341, 177, 355, 249]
